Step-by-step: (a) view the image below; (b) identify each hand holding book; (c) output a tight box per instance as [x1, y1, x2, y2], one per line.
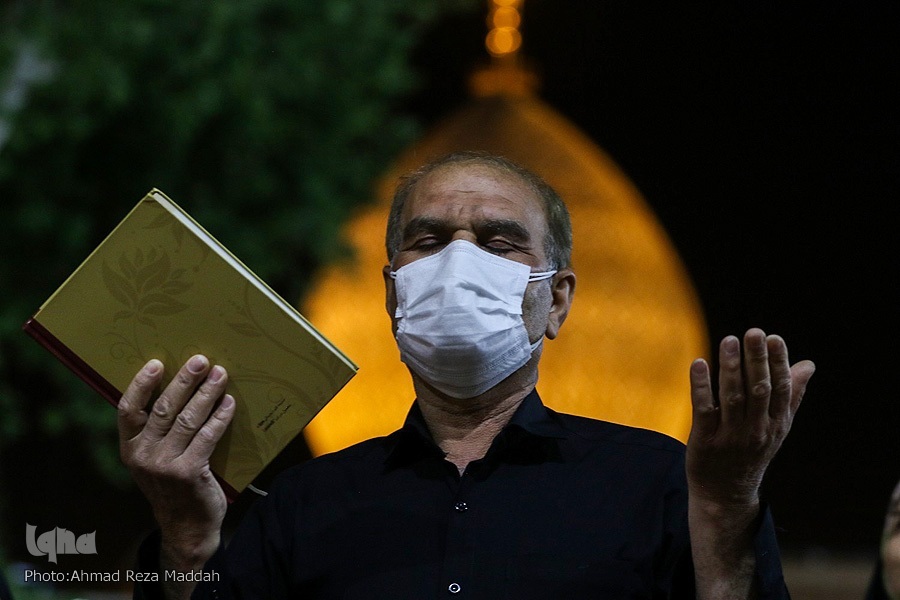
[24, 189, 358, 499]
[118, 356, 233, 594]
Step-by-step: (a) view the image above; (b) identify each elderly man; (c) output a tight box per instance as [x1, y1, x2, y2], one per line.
[121, 152, 815, 599]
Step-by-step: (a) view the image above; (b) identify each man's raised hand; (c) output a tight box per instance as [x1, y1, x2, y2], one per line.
[685, 329, 815, 598]
[686, 328, 815, 505]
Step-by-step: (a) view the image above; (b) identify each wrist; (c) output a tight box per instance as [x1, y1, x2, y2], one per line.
[688, 473, 761, 511]
[688, 486, 761, 550]
[688, 492, 760, 599]
[159, 528, 220, 572]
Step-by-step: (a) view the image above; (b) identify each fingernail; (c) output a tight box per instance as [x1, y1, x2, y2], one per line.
[691, 359, 706, 374]
[221, 394, 235, 410]
[208, 365, 225, 383]
[144, 359, 162, 376]
[188, 355, 208, 374]
[724, 336, 739, 354]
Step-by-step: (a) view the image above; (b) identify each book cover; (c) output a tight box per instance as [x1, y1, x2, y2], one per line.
[23, 189, 358, 499]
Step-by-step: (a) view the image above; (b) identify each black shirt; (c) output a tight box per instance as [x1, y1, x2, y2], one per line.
[137, 390, 790, 599]
[0, 568, 13, 600]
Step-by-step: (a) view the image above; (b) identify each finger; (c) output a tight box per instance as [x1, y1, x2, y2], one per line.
[788, 359, 816, 414]
[118, 359, 164, 442]
[165, 365, 230, 448]
[689, 358, 718, 439]
[183, 393, 237, 462]
[742, 328, 772, 428]
[718, 335, 745, 427]
[143, 355, 211, 439]
[766, 335, 792, 419]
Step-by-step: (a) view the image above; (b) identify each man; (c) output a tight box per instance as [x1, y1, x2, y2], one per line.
[120, 151, 815, 599]
[867, 479, 900, 599]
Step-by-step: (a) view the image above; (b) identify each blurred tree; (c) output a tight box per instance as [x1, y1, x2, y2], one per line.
[0, 0, 475, 484]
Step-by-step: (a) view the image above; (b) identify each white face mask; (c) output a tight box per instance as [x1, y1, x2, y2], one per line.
[390, 239, 556, 398]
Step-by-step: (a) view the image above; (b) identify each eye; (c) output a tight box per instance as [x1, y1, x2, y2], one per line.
[410, 237, 442, 251]
[484, 240, 515, 254]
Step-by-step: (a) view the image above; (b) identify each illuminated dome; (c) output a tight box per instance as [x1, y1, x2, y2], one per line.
[302, 9, 708, 455]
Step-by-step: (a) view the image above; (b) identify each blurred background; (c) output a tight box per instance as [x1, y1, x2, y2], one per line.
[1, 1, 896, 598]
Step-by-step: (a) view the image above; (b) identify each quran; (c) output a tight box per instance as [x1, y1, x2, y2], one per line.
[24, 189, 358, 498]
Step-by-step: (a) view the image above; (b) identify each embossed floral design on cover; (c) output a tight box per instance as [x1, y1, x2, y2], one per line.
[25, 190, 357, 497]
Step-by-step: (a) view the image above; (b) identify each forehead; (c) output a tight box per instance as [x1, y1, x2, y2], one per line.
[401, 163, 547, 232]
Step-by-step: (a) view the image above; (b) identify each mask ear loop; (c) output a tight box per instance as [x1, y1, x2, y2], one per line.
[528, 270, 556, 282]
[395, 268, 553, 281]
[526, 269, 557, 353]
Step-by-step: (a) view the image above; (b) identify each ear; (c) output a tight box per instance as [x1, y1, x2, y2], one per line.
[545, 268, 575, 340]
[383, 265, 397, 320]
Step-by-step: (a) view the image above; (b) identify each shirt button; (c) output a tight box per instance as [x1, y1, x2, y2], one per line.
[448, 582, 461, 594]
[454, 502, 468, 512]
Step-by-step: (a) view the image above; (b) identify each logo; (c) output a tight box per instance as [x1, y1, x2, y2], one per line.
[25, 524, 97, 564]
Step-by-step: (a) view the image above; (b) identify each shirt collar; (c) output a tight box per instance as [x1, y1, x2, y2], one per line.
[506, 388, 568, 439]
[386, 388, 566, 467]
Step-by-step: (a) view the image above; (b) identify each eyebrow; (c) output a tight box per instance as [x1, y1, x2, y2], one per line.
[478, 219, 531, 243]
[402, 216, 448, 242]
[402, 217, 532, 244]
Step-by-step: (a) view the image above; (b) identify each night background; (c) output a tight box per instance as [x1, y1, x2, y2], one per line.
[404, 0, 898, 554]
[0, 0, 897, 596]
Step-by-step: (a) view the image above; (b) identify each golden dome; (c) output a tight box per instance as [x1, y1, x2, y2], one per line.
[301, 81, 708, 454]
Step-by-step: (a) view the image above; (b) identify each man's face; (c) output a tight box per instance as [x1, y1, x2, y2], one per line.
[385, 162, 555, 344]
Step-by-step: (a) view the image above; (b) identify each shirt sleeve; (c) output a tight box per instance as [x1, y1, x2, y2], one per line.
[131, 529, 164, 600]
[214, 484, 296, 599]
[0, 567, 14, 600]
[130, 467, 303, 600]
[753, 503, 791, 599]
[131, 530, 229, 600]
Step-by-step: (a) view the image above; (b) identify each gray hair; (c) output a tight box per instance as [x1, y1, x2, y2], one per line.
[385, 151, 572, 269]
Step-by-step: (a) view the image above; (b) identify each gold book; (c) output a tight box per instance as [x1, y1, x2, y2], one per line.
[23, 189, 358, 499]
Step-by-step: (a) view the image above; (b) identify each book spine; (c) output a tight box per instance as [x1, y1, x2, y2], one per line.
[22, 318, 123, 408]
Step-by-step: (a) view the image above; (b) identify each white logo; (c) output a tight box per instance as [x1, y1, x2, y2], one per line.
[25, 524, 97, 564]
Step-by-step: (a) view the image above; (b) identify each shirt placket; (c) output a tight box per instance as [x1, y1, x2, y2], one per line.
[440, 464, 478, 598]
